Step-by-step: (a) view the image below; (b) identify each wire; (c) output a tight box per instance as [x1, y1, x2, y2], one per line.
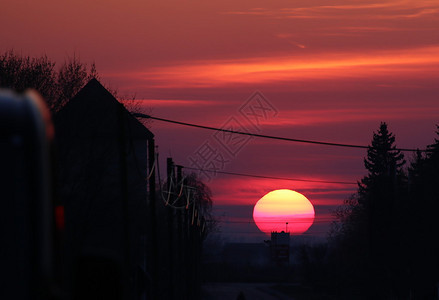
[156, 164, 198, 209]
[160, 176, 192, 209]
[164, 179, 172, 206]
[177, 177, 184, 197]
[146, 156, 156, 180]
[133, 113, 430, 152]
[186, 188, 191, 209]
[181, 166, 357, 185]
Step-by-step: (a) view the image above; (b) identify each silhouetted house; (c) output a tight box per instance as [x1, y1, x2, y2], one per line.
[54, 79, 154, 299]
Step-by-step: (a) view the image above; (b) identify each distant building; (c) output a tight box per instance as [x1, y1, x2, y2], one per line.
[270, 231, 290, 264]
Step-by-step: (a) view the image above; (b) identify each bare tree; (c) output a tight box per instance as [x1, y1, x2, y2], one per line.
[0, 50, 96, 112]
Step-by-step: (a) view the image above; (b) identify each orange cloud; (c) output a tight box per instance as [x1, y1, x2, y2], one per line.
[225, 0, 439, 20]
[139, 46, 439, 88]
[254, 106, 439, 127]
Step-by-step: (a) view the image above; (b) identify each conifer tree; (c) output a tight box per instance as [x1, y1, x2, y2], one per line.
[331, 122, 407, 298]
[361, 124, 404, 283]
[360, 122, 405, 193]
[406, 124, 439, 298]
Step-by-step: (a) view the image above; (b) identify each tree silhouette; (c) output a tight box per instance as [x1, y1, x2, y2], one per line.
[361, 122, 407, 297]
[359, 122, 406, 245]
[406, 124, 439, 298]
[184, 173, 214, 238]
[360, 122, 405, 193]
[330, 122, 408, 298]
[55, 56, 97, 110]
[0, 50, 97, 112]
[0, 50, 56, 102]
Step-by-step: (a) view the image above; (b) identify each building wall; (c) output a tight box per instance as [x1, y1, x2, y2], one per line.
[54, 79, 153, 299]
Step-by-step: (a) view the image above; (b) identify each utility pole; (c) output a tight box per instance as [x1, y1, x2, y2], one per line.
[147, 139, 157, 299]
[167, 157, 175, 300]
[176, 165, 184, 296]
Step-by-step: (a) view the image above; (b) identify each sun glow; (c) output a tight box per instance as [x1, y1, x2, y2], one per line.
[253, 189, 315, 235]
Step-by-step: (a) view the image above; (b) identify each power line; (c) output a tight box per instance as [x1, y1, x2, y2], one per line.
[133, 113, 429, 152]
[181, 166, 358, 185]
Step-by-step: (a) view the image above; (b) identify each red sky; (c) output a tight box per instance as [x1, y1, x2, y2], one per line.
[2, 0, 438, 242]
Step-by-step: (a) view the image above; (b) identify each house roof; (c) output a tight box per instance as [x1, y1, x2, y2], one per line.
[54, 78, 153, 140]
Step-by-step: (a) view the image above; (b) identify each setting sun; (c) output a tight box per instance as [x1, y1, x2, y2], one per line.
[253, 189, 315, 235]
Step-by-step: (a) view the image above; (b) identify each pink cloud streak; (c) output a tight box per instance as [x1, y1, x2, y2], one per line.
[136, 46, 439, 88]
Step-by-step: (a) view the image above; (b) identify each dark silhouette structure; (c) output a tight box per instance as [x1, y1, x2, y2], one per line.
[0, 90, 56, 300]
[54, 79, 212, 299]
[2, 65, 213, 299]
[327, 122, 439, 299]
[54, 79, 155, 299]
[270, 231, 290, 264]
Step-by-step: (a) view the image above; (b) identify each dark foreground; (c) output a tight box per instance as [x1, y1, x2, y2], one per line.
[201, 283, 295, 300]
[201, 282, 344, 300]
